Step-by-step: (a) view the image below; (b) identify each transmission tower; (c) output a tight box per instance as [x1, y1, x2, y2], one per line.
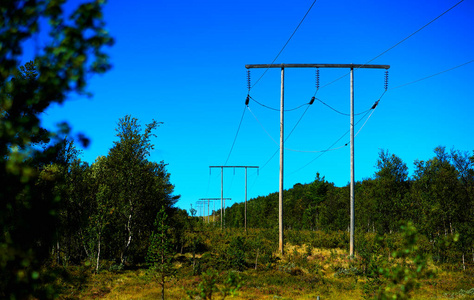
[209, 166, 259, 230]
[245, 63, 390, 256]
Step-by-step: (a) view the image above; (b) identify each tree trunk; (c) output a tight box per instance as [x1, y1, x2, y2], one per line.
[121, 213, 133, 265]
[79, 229, 90, 258]
[96, 233, 101, 273]
[192, 248, 196, 274]
[161, 274, 165, 300]
[57, 239, 60, 264]
[255, 248, 259, 270]
[462, 253, 465, 271]
[161, 224, 165, 300]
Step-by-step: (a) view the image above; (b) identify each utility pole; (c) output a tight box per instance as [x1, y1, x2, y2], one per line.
[210, 166, 259, 230]
[196, 200, 208, 222]
[199, 198, 231, 224]
[279, 65, 285, 254]
[350, 67, 355, 257]
[245, 63, 389, 256]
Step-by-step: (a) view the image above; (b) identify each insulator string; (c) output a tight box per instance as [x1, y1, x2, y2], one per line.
[247, 69, 251, 92]
[315, 68, 320, 90]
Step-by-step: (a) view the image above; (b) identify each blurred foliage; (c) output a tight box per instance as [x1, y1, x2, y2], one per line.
[1, 0, 113, 298]
[186, 269, 242, 300]
[375, 222, 435, 300]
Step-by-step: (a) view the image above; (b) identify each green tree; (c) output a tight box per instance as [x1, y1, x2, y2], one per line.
[355, 178, 378, 233]
[410, 147, 474, 264]
[449, 149, 474, 269]
[87, 156, 114, 272]
[303, 173, 329, 231]
[411, 147, 463, 262]
[37, 139, 91, 265]
[0, 1, 112, 298]
[186, 206, 202, 275]
[373, 150, 410, 234]
[105, 115, 178, 264]
[147, 206, 176, 300]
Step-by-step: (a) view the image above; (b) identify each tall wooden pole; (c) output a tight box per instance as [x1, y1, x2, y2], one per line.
[199, 198, 230, 225]
[221, 166, 223, 229]
[350, 67, 355, 257]
[245, 167, 248, 232]
[210, 166, 258, 230]
[279, 65, 285, 255]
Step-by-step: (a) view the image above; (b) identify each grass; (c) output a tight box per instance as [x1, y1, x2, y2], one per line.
[53, 244, 474, 300]
[51, 225, 472, 299]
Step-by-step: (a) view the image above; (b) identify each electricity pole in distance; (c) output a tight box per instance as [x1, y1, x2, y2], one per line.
[210, 166, 259, 230]
[245, 63, 390, 256]
[199, 198, 231, 224]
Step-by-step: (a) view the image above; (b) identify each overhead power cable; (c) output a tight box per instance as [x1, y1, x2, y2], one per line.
[251, 0, 319, 90]
[249, 95, 309, 112]
[284, 103, 376, 153]
[320, 0, 465, 89]
[354, 90, 386, 137]
[247, 105, 279, 146]
[364, 0, 465, 66]
[223, 105, 247, 166]
[315, 97, 372, 116]
[390, 59, 474, 90]
[260, 102, 313, 169]
[288, 92, 387, 174]
[288, 110, 371, 174]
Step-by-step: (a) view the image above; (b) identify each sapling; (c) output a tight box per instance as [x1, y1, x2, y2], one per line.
[147, 206, 176, 300]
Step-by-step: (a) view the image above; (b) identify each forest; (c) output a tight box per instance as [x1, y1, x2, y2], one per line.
[225, 146, 474, 267]
[1, 1, 473, 299]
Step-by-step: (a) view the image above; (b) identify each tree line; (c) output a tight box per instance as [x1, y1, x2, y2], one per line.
[46, 115, 181, 270]
[225, 147, 474, 265]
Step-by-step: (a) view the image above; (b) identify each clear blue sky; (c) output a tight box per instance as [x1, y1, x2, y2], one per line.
[35, 0, 473, 213]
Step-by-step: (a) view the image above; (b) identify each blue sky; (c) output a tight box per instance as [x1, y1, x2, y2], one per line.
[36, 0, 473, 213]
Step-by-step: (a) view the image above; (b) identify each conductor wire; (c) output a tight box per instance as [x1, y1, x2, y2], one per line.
[289, 107, 374, 174]
[319, 0, 465, 89]
[249, 95, 309, 112]
[390, 59, 473, 90]
[224, 105, 247, 166]
[251, 0, 319, 89]
[247, 105, 279, 146]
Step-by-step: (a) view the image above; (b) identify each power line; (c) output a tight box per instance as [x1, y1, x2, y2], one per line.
[223, 105, 247, 166]
[252, 95, 381, 154]
[247, 105, 279, 146]
[315, 97, 372, 116]
[250, 58, 472, 171]
[260, 101, 313, 169]
[353, 90, 386, 137]
[285, 101, 313, 141]
[319, 0, 465, 89]
[284, 107, 374, 154]
[251, 0, 319, 90]
[289, 105, 378, 175]
[390, 59, 474, 90]
[249, 95, 309, 112]
[365, 0, 465, 66]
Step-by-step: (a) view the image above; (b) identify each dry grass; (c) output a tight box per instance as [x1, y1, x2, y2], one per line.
[56, 245, 474, 300]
